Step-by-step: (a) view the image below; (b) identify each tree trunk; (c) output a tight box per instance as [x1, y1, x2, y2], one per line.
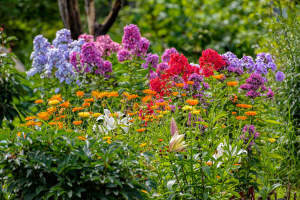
[85, 0, 96, 35]
[58, 0, 82, 39]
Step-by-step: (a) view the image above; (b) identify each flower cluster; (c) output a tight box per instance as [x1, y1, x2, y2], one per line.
[240, 73, 266, 98]
[240, 125, 260, 150]
[199, 49, 226, 77]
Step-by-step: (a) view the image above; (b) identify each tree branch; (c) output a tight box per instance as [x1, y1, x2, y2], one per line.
[84, 0, 96, 35]
[58, 0, 82, 39]
[94, 0, 122, 36]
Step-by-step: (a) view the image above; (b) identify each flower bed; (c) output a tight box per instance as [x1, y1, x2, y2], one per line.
[1, 24, 296, 200]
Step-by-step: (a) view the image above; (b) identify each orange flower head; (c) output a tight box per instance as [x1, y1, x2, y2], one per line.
[25, 120, 36, 127]
[227, 81, 238, 86]
[186, 99, 199, 106]
[156, 101, 168, 107]
[72, 107, 84, 112]
[77, 136, 86, 141]
[143, 89, 157, 95]
[236, 104, 252, 109]
[76, 91, 84, 98]
[127, 94, 139, 100]
[186, 81, 194, 85]
[236, 116, 247, 120]
[232, 112, 237, 115]
[37, 112, 50, 121]
[49, 94, 63, 102]
[181, 93, 187, 97]
[108, 91, 119, 97]
[34, 99, 43, 104]
[245, 111, 257, 116]
[172, 92, 179, 96]
[82, 102, 90, 107]
[175, 83, 184, 88]
[206, 161, 213, 166]
[136, 128, 146, 132]
[84, 98, 94, 103]
[25, 116, 36, 121]
[73, 120, 83, 125]
[60, 101, 70, 108]
[142, 95, 152, 103]
[212, 74, 225, 80]
[92, 113, 102, 118]
[47, 106, 57, 114]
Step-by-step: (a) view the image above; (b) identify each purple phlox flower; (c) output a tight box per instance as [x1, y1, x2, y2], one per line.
[222, 52, 243, 75]
[143, 53, 159, 69]
[241, 56, 255, 70]
[122, 24, 141, 50]
[69, 38, 85, 53]
[78, 34, 94, 42]
[117, 49, 131, 62]
[80, 42, 103, 67]
[246, 90, 260, 98]
[275, 71, 285, 82]
[245, 73, 265, 90]
[255, 53, 277, 73]
[157, 62, 169, 72]
[203, 82, 210, 89]
[70, 51, 80, 71]
[162, 48, 178, 63]
[135, 37, 150, 57]
[95, 35, 121, 56]
[149, 69, 158, 80]
[27, 35, 50, 77]
[267, 88, 274, 99]
[241, 125, 259, 150]
[172, 75, 184, 84]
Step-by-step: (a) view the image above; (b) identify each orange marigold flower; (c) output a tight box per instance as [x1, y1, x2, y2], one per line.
[156, 101, 168, 107]
[128, 112, 137, 116]
[122, 92, 130, 97]
[49, 94, 63, 102]
[142, 95, 152, 103]
[47, 106, 57, 114]
[34, 122, 42, 126]
[25, 120, 36, 127]
[236, 116, 247, 120]
[84, 98, 94, 103]
[34, 99, 43, 104]
[77, 136, 86, 141]
[60, 115, 67, 119]
[60, 101, 70, 108]
[233, 163, 241, 166]
[109, 113, 119, 118]
[227, 81, 238, 86]
[175, 83, 184, 88]
[206, 161, 213, 166]
[73, 120, 83, 125]
[82, 102, 90, 107]
[25, 116, 36, 121]
[236, 104, 252, 109]
[72, 107, 84, 112]
[127, 94, 139, 100]
[186, 81, 194, 85]
[108, 91, 119, 97]
[129, 119, 135, 123]
[76, 91, 84, 98]
[212, 74, 225, 80]
[158, 138, 163, 142]
[172, 92, 179, 96]
[37, 112, 50, 121]
[136, 128, 146, 132]
[245, 111, 257, 116]
[143, 89, 157, 95]
[181, 93, 187, 97]
[232, 112, 237, 115]
[186, 99, 199, 106]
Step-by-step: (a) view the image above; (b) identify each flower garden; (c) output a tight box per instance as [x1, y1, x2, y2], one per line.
[0, 24, 298, 200]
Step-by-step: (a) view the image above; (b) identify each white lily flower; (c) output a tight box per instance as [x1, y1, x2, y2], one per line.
[94, 109, 131, 133]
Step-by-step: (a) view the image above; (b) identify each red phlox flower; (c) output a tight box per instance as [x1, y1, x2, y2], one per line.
[199, 49, 226, 77]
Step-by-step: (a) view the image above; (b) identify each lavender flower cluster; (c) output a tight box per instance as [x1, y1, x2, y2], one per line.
[240, 73, 267, 98]
[222, 52, 285, 82]
[28, 29, 82, 84]
[240, 125, 260, 150]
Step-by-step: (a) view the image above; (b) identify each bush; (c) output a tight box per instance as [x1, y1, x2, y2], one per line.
[0, 131, 147, 200]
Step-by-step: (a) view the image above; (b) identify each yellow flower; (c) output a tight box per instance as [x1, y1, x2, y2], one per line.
[92, 113, 102, 118]
[140, 143, 147, 148]
[182, 105, 193, 111]
[191, 110, 200, 115]
[141, 189, 148, 194]
[103, 136, 112, 140]
[268, 138, 276, 143]
[143, 89, 157, 95]
[48, 99, 60, 105]
[106, 140, 112, 144]
[78, 112, 91, 118]
[162, 110, 170, 115]
[206, 161, 213, 166]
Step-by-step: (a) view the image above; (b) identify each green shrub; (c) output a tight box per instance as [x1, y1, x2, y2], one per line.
[0, 132, 147, 200]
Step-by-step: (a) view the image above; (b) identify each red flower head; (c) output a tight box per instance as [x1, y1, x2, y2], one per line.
[166, 53, 189, 77]
[199, 49, 226, 77]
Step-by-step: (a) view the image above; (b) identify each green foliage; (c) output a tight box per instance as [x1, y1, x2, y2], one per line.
[0, 131, 147, 200]
[0, 30, 32, 128]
